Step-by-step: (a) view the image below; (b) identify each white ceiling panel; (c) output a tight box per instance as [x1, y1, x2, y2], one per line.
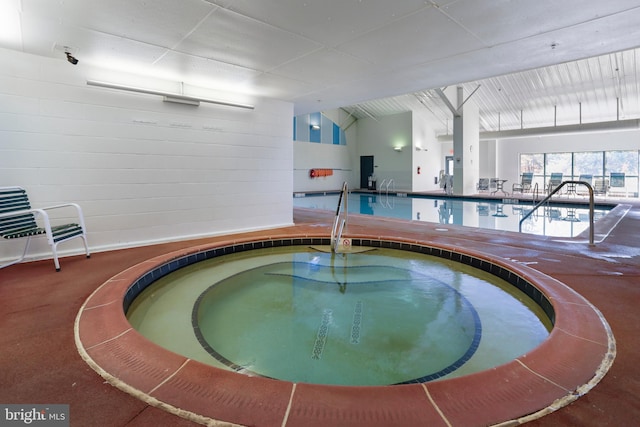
[442, 0, 640, 46]
[153, 50, 263, 92]
[204, 0, 431, 47]
[178, 7, 322, 72]
[269, 48, 371, 87]
[246, 72, 318, 100]
[337, 7, 484, 69]
[3, 0, 640, 131]
[23, 0, 213, 51]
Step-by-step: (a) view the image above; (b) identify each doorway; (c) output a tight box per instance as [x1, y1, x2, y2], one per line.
[445, 156, 454, 177]
[360, 156, 374, 189]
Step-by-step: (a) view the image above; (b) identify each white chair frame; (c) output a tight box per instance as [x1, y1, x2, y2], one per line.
[0, 186, 90, 271]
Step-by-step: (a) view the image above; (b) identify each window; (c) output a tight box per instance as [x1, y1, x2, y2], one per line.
[519, 154, 543, 174]
[605, 151, 638, 176]
[519, 150, 640, 197]
[544, 152, 572, 178]
[573, 151, 604, 179]
[519, 153, 544, 190]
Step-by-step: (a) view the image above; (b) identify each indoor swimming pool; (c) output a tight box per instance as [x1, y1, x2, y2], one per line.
[293, 192, 612, 238]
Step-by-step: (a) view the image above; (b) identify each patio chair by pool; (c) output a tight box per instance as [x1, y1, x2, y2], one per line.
[547, 173, 563, 194]
[594, 178, 610, 196]
[512, 172, 533, 193]
[609, 172, 627, 197]
[578, 174, 593, 185]
[575, 174, 593, 195]
[477, 178, 490, 192]
[0, 186, 90, 271]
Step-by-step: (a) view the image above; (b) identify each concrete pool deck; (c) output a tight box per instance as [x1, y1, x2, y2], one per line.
[1, 199, 639, 426]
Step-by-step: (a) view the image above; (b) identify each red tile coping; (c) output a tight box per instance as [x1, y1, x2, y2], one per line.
[74, 232, 615, 427]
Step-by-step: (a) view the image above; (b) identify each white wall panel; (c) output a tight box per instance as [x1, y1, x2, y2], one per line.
[356, 112, 413, 191]
[0, 48, 293, 264]
[412, 110, 440, 192]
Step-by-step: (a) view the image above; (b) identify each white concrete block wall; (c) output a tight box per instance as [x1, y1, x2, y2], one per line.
[293, 109, 358, 193]
[293, 142, 352, 192]
[412, 110, 441, 192]
[356, 112, 413, 191]
[0, 48, 293, 263]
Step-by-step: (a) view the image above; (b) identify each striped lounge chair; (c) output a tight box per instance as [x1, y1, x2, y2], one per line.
[0, 186, 90, 271]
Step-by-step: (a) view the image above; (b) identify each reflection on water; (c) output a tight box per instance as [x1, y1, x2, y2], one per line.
[293, 193, 610, 237]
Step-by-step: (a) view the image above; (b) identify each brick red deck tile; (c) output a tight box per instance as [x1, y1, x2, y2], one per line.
[81, 278, 129, 308]
[110, 260, 160, 283]
[150, 360, 292, 427]
[76, 299, 132, 349]
[551, 302, 611, 344]
[286, 383, 446, 427]
[120, 406, 201, 427]
[84, 331, 189, 394]
[425, 360, 570, 426]
[518, 328, 612, 391]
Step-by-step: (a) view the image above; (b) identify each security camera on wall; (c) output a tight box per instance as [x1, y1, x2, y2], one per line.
[65, 52, 78, 65]
[53, 44, 79, 65]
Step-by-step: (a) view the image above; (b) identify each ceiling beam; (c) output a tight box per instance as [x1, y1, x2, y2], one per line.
[437, 118, 640, 141]
[435, 88, 459, 117]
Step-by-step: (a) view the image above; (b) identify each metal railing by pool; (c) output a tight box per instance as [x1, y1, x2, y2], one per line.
[330, 182, 348, 252]
[520, 180, 595, 245]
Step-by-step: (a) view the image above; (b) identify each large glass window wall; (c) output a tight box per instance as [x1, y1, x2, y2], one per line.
[519, 150, 639, 197]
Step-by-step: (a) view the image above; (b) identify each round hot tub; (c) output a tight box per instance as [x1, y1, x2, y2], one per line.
[126, 245, 551, 386]
[75, 235, 614, 427]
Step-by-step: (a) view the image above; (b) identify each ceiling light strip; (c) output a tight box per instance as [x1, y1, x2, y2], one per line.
[86, 80, 254, 110]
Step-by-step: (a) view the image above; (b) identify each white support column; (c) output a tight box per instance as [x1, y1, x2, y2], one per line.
[462, 90, 479, 195]
[447, 87, 479, 195]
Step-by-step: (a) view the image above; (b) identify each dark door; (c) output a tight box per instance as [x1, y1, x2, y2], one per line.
[360, 156, 374, 189]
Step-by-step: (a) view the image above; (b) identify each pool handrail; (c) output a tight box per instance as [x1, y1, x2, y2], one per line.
[378, 178, 387, 194]
[385, 179, 395, 194]
[377, 178, 395, 195]
[532, 182, 540, 205]
[519, 180, 595, 245]
[331, 181, 349, 251]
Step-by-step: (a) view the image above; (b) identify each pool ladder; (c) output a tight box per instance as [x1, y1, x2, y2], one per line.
[378, 178, 395, 195]
[331, 182, 349, 252]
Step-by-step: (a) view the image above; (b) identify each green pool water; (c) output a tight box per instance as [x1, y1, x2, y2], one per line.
[127, 246, 551, 386]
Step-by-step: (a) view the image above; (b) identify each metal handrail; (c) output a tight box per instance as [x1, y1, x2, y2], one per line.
[378, 179, 387, 194]
[519, 180, 595, 245]
[532, 182, 539, 205]
[377, 178, 395, 195]
[384, 179, 394, 194]
[331, 182, 349, 252]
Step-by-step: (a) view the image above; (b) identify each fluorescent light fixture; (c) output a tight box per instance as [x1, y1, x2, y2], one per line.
[0, 1, 22, 46]
[163, 96, 200, 106]
[86, 80, 254, 110]
[310, 124, 320, 130]
[394, 146, 402, 152]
